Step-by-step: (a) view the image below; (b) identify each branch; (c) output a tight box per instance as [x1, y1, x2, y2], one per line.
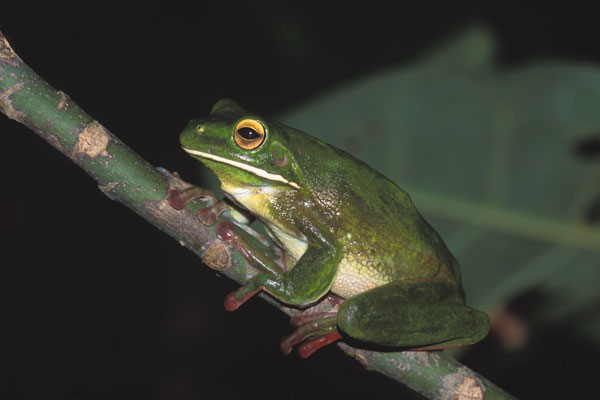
[0, 31, 516, 400]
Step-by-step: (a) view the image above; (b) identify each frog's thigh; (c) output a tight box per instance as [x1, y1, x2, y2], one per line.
[337, 281, 489, 348]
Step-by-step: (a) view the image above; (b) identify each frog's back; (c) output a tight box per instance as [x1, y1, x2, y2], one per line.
[292, 134, 463, 300]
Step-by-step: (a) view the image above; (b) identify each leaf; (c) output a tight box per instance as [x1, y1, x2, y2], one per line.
[279, 27, 600, 341]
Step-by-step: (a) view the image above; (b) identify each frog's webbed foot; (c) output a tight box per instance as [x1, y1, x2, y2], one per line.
[224, 282, 343, 357]
[214, 221, 289, 311]
[157, 167, 218, 208]
[280, 314, 341, 358]
[167, 185, 218, 210]
[280, 294, 346, 357]
[296, 331, 343, 358]
[224, 284, 265, 311]
[163, 172, 271, 246]
[167, 185, 235, 227]
[217, 224, 341, 358]
[162, 171, 258, 231]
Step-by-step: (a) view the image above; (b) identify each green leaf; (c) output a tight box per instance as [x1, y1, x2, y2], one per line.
[279, 27, 600, 341]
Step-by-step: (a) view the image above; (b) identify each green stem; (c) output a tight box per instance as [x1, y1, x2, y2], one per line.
[0, 31, 516, 400]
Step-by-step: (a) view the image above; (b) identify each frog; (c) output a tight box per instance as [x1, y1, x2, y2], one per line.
[172, 99, 490, 358]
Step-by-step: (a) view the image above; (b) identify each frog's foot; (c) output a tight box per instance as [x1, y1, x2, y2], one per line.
[217, 220, 287, 277]
[223, 272, 270, 311]
[157, 168, 218, 209]
[217, 221, 253, 262]
[280, 314, 341, 358]
[224, 287, 263, 311]
[297, 331, 343, 358]
[167, 186, 218, 210]
[166, 184, 232, 227]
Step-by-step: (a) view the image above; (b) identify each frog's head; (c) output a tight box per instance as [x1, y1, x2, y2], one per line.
[180, 99, 302, 191]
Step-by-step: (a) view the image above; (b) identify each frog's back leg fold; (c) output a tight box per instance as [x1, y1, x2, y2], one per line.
[337, 281, 490, 349]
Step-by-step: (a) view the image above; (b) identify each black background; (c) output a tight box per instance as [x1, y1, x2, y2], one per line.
[2, 1, 600, 399]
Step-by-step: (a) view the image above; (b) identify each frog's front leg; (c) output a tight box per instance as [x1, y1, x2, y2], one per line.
[337, 280, 490, 349]
[166, 184, 235, 227]
[222, 210, 343, 311]
[157, 167, 219, 209]
[220, 228, 341, 311]
[166, 180, 270, 247]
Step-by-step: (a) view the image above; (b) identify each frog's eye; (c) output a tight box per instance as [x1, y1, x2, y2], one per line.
[234, 119, 266, 150]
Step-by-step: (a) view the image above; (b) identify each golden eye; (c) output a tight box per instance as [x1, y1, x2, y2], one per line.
[234, 119, 266, 150]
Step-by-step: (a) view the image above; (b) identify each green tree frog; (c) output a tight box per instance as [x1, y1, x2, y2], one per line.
[172, 99, 489, 357]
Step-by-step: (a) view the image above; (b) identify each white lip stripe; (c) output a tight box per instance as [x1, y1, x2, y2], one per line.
[183, 147, 300, 189]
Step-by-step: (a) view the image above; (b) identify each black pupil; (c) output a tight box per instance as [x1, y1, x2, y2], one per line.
[238, 127, 260, 140]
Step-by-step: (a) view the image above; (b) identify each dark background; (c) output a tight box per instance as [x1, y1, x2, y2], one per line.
[2, 1, 600, 399]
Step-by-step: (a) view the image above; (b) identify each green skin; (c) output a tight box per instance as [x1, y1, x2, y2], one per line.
[179, 99, 489, 355]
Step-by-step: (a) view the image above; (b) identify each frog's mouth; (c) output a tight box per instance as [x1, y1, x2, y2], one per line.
[182, 147, 300, 189]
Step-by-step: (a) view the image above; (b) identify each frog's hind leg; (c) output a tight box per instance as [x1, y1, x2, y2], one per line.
[337, 281, 490, 349]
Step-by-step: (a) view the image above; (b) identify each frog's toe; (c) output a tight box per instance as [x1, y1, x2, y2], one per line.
[279, 315, 339, 356]
[280, 333, 301, 355]
[297, 331, 342, 358]
[224, 287, 263, 311]
[198, 207, 218, 225]
[166, 186, 218, 210]
[167, 189, 187, 210]
[224, 291, 242, 311]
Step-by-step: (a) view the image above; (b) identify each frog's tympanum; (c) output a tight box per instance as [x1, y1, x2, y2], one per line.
[173, 99, 489, 358]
